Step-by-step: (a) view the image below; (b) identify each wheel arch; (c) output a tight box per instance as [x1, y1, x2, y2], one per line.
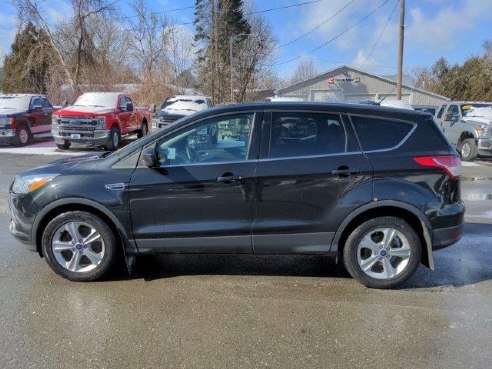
[331, 200, 434, 270]
[458, 130, 475, 144]
[33, 198, 136, 270]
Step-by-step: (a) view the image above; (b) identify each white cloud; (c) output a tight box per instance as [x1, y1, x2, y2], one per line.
[406, 0, 492, 54]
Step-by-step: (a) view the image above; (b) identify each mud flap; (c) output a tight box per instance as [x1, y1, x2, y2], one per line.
[420, 219, 434, 270]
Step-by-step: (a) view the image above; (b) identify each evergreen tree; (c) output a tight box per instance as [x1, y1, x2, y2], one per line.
[194, 0, 250, 103]
[0, 22, 53, 94]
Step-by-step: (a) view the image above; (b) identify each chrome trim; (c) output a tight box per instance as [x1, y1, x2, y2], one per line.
[105, 183, 126, 190]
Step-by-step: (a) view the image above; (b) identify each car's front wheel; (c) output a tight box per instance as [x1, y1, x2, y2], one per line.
[41, 211, 117, 281]
[458, 138, 477, 161]
[343, 216, 422, 289]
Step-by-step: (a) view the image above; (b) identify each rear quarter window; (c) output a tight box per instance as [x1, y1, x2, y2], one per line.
[351, 116, 415, 151]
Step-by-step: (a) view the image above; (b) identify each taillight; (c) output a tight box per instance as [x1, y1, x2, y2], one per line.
[413, 156, 461, 179]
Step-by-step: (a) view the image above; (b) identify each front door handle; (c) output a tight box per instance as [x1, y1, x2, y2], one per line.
[216, 173, 244, 183]
[331, 167, 360, 176]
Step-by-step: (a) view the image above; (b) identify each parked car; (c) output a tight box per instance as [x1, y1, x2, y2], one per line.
[9, 102, 464, 288]
[0, 94, 55, 146]
[435, 101, 492, 161]
[52, 92, 152, 150]
[152, 95, 212, 130]
[413, 105, 438, 116]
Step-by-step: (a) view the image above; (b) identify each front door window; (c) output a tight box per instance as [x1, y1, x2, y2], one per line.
[156, 113, 254, 166]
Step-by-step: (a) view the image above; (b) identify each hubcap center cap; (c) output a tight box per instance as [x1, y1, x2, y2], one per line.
[75, 243, 84, 250]
[380, 249, 388, 257]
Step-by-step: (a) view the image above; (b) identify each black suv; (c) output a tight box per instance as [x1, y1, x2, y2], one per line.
[9, 103, 464, 288]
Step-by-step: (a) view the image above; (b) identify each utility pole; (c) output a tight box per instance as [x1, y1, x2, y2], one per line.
[396, 0, 405, 100]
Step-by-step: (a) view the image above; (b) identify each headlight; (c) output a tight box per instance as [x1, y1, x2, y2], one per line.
[51, 116, 59, 128]
[12, 174, 58, 194]
[0, 117, 10, 128]
[476, 124, 489, 138]
[95, 116, 106, 130]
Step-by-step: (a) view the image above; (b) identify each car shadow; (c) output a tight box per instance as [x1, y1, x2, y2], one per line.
[127, 254, 352, 282]
[114, 222, 492, 290]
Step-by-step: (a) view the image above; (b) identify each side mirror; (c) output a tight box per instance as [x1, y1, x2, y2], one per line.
[32, 105, 43, 112]
[451, 115, 459, 123]
[142, 147, 157, 167]
[150, 103, 157, 114]
[126, 102, 133, 112]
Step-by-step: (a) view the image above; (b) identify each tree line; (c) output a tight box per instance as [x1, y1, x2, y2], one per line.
[413, 41, 492, 101]
[0, 0, 278, 106]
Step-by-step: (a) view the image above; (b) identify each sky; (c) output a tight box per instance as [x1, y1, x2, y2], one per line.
[0, 0, 491, 80]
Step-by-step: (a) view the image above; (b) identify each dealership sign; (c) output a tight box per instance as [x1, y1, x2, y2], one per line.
[327, 76, 360, 84]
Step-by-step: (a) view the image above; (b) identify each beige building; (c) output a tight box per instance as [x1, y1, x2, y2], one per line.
[278, 65, 449, 106]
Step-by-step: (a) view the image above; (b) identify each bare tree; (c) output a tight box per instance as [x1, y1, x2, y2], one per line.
[233, 15, 276, 102]
[288, 59, 318, 85]
[127, 0, 169, 77]
[167, 25, 195, 93]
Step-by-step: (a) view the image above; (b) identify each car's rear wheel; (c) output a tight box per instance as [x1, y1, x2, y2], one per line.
[458, 138, 477, 161]
[137, 121, 148, 138]
[343, 216, 422, 289]
[41, 211, 117, 281]
[12, 124, 30, 146]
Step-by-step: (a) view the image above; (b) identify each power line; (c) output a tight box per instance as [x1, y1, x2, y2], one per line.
[277, 0, 356, 49]
[270, 0, 392, 67]
[359, 0, 398, 70]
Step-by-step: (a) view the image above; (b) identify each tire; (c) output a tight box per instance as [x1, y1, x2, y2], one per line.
[56, 140, 71, 150]
[12, 124, 30, 146]
[458, 138, 477, 162]
[105, 126, 121, 151]
[137, 121, 148, 138]
[343, 216, 422, 289]
[41, 211, 117, 282]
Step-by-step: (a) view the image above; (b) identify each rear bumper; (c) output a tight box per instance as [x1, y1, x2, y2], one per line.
[431, 224, 463, 250]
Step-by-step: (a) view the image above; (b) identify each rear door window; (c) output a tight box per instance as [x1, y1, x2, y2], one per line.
[351, 116, 414, 151]
[268, 112, 348, 158]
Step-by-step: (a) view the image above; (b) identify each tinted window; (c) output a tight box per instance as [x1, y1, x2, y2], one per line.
[156, 113, 254, 166]
[448, 105, 459, 118]
[437, 106, 445, 118]
[42, 98, 52, 108]
[269, 112, 346, 158]
[351, 116, 414, 151]
[30, 97, 43, 108]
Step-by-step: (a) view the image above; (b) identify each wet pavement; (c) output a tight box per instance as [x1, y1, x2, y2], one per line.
[0, 154, 491, 369]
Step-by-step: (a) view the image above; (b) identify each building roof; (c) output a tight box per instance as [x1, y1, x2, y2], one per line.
[278, 65, 449, 101]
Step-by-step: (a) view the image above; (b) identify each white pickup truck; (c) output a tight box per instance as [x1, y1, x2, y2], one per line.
[435, 101, 492, 161]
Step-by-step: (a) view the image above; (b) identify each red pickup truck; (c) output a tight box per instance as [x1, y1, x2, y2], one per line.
[52, 92, 151, 150]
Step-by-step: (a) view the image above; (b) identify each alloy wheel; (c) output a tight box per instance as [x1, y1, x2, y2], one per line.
[356, 227, 411, 280]
[51, 221, 105, 273]
[461, 143, 471, 159]
[19, 128, 29, 144]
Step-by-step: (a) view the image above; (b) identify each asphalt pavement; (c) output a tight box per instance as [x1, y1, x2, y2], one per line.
[0, 150, 491, 369]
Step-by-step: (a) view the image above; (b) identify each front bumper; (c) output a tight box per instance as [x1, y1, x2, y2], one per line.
[0, 129, 15, 142]
[477, 138, 492, 156]
[8, 191, 37, 251]
[53, 130, 109, 146]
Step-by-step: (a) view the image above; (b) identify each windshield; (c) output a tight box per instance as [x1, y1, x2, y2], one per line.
[461, 103, 492, 117]
[0, 96, 30, 110]
[73, 93, 118, 108]
[163, 100, 206, 113]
